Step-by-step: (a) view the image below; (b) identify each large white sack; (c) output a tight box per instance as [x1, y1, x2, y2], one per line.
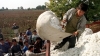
[36, 11, 72, 42]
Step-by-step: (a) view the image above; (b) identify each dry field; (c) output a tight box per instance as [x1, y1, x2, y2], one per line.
[0, 10, 45, 38]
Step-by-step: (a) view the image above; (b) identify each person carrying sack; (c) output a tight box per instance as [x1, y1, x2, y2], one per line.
[54, 3, 88, 50]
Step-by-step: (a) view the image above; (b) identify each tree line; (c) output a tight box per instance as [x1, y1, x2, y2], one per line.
[0, 5, 46, 10]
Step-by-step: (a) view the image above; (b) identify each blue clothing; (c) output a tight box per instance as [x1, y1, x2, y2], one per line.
[26, 30, 32, 44]
[0, 43, 10, 53]
[5, 42, 10, 48]
[26, 30, 32, 36]
[22, 46, 28, 53]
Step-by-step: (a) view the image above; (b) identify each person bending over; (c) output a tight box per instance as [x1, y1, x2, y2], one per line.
[54, 3, 88, 50]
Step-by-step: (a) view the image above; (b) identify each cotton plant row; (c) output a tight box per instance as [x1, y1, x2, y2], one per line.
[51, 28, 100, 56]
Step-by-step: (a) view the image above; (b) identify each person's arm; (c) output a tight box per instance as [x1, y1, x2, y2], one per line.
[22, 47, 25, 53]
[73, 31, 79, 36]
[76, 16, 87, 36]
[73, 16, 87, 36]
[63, 8, 75, 23]
[62, 8, 76, 28]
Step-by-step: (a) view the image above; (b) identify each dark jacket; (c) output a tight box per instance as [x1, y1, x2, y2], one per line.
[12, 26, 19, 29]
[0, 43, 10, 53]
[11, 45, 22, 56]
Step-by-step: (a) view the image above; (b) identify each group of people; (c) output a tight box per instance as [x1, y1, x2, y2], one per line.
[0, 28, 47, 56]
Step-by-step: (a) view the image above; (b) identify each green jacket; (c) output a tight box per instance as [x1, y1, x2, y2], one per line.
[63, 8, 87, 37]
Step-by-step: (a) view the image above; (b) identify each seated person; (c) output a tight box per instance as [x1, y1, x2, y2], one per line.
[5, 38, 12, 47]
[0, 39, 10, 53]
[10, 39, 22, 56]
[18, 38, 23, 48]
[32, 30, 39, 45]
[18, 32, 24, 40]
[25, 45, 34, 56]
[23, 35, 29, 44]
[34, 37, 42, 53]
[22, 41, 29, 53]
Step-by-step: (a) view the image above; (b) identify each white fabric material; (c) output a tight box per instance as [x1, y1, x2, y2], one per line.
[51, 28, 100, 56]
[25, 50, 33, 56]
[36, 11, 72, 42]
[14, 29, 18, 34]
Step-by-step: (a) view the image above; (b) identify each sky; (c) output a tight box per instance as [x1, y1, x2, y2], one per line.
[0, 0, 49, 9]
